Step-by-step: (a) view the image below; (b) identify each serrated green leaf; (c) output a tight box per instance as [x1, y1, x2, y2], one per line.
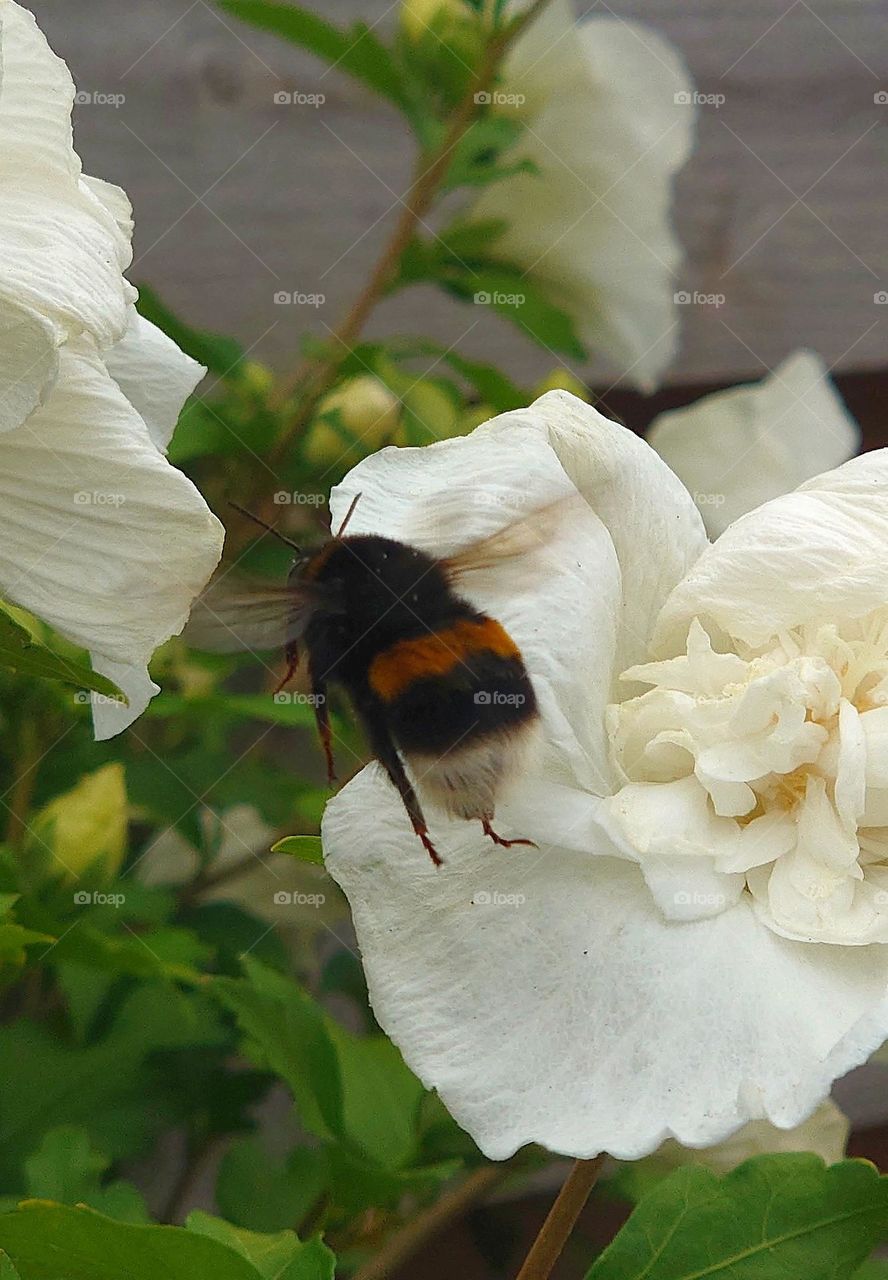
[271, 837, 324, 866]
[218, 0, 407, 109]
[587, 1155, 888, 1280]
[0, 1203, 265, 1280]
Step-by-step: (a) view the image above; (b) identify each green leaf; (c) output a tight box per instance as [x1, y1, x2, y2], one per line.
[23, 1127, 148, 1224]
[586, 1155, 888, 1280]
[0, 605, 125, 700]
[443, 116, 536, 190]
[136, 284, 244, 379]
[0, 1254, 21, 1280]
[327, 1026, 424, 1170]
[854, 1263, 888, 1278]
[216, 1139, 327, 1234]
[449, 268, 586, 359]
[213, 958, 344, 1141]
[187, 1213, 335, 1280]
[218, 0, 407, 109]
[271, 836, 324, 866]
[0, 1203, 265, 1280]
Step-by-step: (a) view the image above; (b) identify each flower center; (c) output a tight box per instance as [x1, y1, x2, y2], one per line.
[605, 610, 888, 944]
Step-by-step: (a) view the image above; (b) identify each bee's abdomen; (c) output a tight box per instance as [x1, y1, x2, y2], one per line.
[368, 616, 538, 755]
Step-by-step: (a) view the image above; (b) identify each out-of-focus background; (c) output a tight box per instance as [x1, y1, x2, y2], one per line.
[33, 0, 888, 400]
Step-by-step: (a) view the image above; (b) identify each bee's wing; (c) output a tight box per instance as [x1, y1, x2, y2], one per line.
[443, 493, 585, 581]
[184, 572, 307, 654]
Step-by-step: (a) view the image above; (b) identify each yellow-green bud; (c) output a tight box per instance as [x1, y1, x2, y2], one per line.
[533, 369, 591, 402]
[400, 0, 470, 42]
[33, 764, 127, 883]
[395, 381, 460, 445]
[304, 376, 401, 468]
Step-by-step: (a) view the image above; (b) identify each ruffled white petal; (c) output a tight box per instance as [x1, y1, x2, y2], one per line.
[655, 450, 888, 652]
[473, 10, 695, 390]
[324, 765, 888, 1160]
[0, 337, 224, 669]
[0, 1, 133, 432]
[647, 352, 860, 537]
[104, 307, 206, 452]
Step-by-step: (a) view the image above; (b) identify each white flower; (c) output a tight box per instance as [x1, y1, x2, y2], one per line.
[648, 351, 860, 537]
[0, 0, 223, 737]
[471, 0, 695, 390]
[321, 389, 888, 1162]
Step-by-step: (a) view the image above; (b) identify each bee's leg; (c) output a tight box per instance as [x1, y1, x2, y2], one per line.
[366, 720, 443, 868]
[309, 667, 336, 785]
[481, 816, 537, 850]
[273, 640, 300, 695]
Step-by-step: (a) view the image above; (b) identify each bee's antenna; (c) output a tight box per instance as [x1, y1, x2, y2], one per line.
[335, 492, 362, 539]
[227, 501, 302, 553]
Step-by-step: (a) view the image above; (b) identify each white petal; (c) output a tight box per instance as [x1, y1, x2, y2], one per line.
[324, 765, 888, 1160]
[648, 352, 860, 537]
[0, 338, 224, 668]
[104, 307, 206, 452]
[90, 656, 159, 741]
[655, 450, 888, 652]
[474, 15, 695, 390]
[0, 1, 133, 431]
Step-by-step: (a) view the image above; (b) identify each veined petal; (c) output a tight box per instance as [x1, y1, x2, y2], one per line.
[0, 1, 133, 431]
[324, 765, 888, 1160]
[648, 352, 860, 537]
[0, 337, 223, 670]
[654, 450, 888, 652]
[104, 307, 206, 452]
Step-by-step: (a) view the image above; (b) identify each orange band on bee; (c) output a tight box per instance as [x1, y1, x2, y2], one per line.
[369, 618, 520, 702]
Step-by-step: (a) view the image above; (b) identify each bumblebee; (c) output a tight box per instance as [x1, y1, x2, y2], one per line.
[188, 495, 547, 865]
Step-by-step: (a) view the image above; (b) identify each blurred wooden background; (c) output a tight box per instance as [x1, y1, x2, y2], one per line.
[31, 0, 888, 390]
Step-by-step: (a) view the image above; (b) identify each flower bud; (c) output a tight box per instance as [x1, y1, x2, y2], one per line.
[32, 764, 127, 882]
[400, 0, 470, 42]
[533, 369, 591, 402]
[394, 381, 460, 444]
[304, 376, 400, 467]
